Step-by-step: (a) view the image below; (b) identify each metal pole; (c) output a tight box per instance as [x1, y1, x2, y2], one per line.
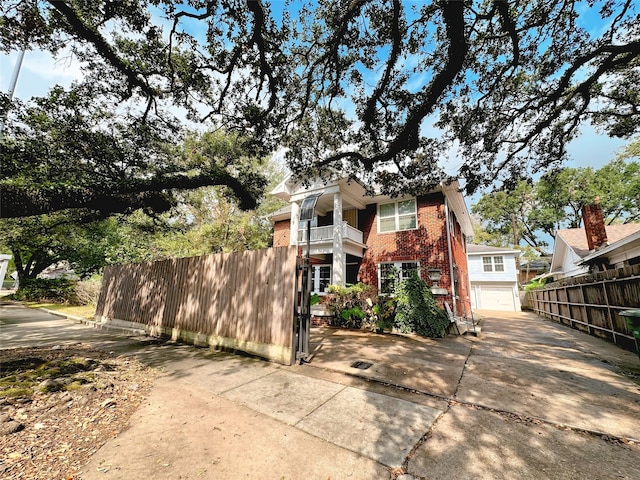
[297, 220, 311, 363]
[0, 48, 26, 138]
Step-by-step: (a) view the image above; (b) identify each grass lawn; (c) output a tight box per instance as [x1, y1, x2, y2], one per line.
[26, 302, 96, 320]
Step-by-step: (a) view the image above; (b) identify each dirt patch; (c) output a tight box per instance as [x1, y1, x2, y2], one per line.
[0, 344, 156, 479]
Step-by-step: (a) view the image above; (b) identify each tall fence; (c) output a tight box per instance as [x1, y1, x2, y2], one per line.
[95, 246, 298, 365]
[530, 265, 640, 351]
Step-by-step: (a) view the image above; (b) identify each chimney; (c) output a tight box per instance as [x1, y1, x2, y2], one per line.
[582, 198, 608, 251]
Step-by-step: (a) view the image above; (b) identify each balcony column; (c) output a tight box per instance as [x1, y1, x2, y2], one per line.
[290, 201, 300, 246]
[332, 192, 345, 285]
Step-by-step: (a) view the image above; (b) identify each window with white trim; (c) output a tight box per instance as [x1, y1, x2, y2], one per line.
[312, 265, 332, 294]
[378, 261, 419, 295]
[378, 199, 417, 233]
[482, 256, 505, 272]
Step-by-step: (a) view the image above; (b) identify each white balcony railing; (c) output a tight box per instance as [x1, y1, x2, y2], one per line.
[298, 221, 363, 244]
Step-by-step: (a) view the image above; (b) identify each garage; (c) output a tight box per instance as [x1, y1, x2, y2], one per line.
[471, 283, 519, 312]
[467, 244, 522, 313]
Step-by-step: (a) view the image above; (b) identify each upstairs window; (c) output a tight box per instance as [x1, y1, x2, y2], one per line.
[482, 256, 505, 272]
[378, 199, 417, 233]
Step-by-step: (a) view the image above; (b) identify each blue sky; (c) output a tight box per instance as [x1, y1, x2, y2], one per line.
[0, 0, 632, 199]
[1, 47, 628, 169]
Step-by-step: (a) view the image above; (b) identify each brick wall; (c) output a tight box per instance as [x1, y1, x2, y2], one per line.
[582, 202, 608, 250]
[273, 220, 290, 247]
[358, 193, 460, 307]
[448, 212, 470, 315]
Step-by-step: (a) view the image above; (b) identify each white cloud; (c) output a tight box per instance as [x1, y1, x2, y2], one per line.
[1, 48, 85, 100]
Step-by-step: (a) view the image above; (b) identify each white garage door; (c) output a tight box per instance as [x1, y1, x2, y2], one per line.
[475, 284, 516, 311]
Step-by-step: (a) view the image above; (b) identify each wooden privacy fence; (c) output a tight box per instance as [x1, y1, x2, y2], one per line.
[530, 265, 640, 351]
[95, 246, 298, 365]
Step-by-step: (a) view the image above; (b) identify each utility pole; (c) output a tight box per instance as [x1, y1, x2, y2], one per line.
[0, 48, 26, 138]
[511, 213, 520, 286]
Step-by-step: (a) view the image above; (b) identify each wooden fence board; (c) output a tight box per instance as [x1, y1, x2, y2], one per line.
[96, 246, 298, 364]
[531, 270, 640, 352]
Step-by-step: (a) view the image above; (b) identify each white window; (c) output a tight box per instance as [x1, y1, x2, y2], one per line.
[378, 199, 417, 233]
[312, 265, 332, 294]
[378, 261, 419, 295]
[482, 256, 505, 272]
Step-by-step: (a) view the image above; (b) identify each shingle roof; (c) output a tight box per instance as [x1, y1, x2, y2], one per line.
[467, 244, 520, 255]
[556, 224, 640, 258]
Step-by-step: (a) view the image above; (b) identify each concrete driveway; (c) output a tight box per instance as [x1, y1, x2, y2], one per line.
[308, 310, 640, 479]
[2, 304, 639, 479]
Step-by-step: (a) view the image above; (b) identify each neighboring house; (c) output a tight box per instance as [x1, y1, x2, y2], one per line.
[38, 262, 78, 280]
[519, 257, 550, 285]
[548, 202, 640, 280]
[0, 254, 11, 289]
[579, 228, 640, 271]
[467, 245, 521, 312]
[270, 175, 474, 316]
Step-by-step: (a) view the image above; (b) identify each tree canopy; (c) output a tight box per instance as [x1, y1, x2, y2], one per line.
[471, 152, 640, 253]
[1, 0, 639, 217]
[0, 136, 286, 281]
[0, 84, 267, 219]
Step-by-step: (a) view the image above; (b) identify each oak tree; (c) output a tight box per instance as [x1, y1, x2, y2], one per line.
[1, 0, 638, 217]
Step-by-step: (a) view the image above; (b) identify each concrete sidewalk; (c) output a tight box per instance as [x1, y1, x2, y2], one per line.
[2, 303, 640, 479]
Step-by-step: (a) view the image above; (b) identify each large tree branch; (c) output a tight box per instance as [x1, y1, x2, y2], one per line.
[362, 0, 402, 134]
[319, 0, 469, 170]
[1, 171, 261, 218]
[246, 0, 278, 113]
[494, 0, 520, 67]
[47, 1, 157, 102]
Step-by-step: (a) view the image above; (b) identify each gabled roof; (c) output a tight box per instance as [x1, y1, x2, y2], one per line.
[270, 204, 292, 222]
[466, 244, 520, 256]
[579, 226, 640, 265]
[556, 224, 640, 259]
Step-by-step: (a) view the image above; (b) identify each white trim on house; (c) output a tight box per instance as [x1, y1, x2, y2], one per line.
[377, 260, 420, 295]
[311, 264, 332, 295]
[482, 255, 505, 272]
[377, 198, 418, 233]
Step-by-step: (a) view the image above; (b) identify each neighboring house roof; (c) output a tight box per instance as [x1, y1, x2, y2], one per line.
[549, 224, 640, 278]
[269, 204, 292, 222]
[466, 244, 520, 256]
[579, 226, 640, 266]
[556, 224, 640, 259]
[520, 258, 550, 271]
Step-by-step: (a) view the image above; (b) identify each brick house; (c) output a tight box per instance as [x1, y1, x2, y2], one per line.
[270, 176, 474, 316]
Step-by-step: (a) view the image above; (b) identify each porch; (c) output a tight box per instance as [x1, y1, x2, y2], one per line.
[298, 222, 366, 258]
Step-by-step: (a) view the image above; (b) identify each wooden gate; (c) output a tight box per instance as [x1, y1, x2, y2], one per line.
[95, 246, 298, 365]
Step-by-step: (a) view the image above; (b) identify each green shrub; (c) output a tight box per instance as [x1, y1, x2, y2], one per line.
[11, 278, 78, 304]
[74, 277, 102, 305]
[372, 295, 396, 332]
[325, 283, 380, 330]
[524, 278, 548, 292]
[393, 272, 448, 338]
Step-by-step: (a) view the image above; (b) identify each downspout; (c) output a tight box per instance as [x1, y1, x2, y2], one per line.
[444, 193, 457, 316]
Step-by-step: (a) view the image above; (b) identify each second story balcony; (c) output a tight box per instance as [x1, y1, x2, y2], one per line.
[298, 221, 366, 257]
